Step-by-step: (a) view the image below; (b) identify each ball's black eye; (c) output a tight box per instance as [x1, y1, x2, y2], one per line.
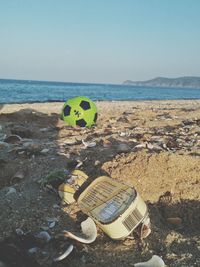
[80, 100, 91, 110]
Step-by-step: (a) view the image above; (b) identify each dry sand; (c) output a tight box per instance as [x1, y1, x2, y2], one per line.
[0, 100, 200, 267]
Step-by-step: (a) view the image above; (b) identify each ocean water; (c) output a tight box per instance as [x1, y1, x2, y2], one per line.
[1, 79, 200, 104]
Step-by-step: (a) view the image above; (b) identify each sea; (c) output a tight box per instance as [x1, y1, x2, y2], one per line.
[1, 79, 200, 104]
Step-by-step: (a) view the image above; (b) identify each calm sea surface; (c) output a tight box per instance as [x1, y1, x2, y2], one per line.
[1, 79, 200, 104]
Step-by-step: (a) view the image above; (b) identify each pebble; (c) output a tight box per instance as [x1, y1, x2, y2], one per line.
[40, 148, 50, 154]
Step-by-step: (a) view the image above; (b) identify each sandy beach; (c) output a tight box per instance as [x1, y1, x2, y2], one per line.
[0, 100, 200, 267]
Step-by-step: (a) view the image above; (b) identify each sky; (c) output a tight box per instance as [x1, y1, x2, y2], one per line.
[0, 0, 200, 84]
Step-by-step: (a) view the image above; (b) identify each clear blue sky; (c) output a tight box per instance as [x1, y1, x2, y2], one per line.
[0, 0, 200, 84]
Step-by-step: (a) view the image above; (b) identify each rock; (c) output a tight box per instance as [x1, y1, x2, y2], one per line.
[117, 143, 130, 153]
[22, 142, 41, 154]
[166, 217, 182, 225]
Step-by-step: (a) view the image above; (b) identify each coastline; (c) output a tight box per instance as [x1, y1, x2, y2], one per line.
[1, 99, 200, 113]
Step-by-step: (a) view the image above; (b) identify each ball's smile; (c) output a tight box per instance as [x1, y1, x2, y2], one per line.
[74, 110, 81, 118]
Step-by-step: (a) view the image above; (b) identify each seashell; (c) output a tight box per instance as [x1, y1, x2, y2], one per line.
[4, 134, 22, 144]
[11, 170, 24, 183]
[62, 217, 97, 244]
[134, 255, 165, 267]
[46, 217, 58, 228]
[75, 160, 83, 168]
[119, 131, 126, 137]
[28, 247, 39, 254]
[134, 143, 146, 149]
[5, 187, 17, 196]
[40, 148, 50, 154]
[15, 228, 24, 235]
[146, 143, 154, 150]
[149, 143, 163, 151]
[63, 139, 78, 145]
[53, 244, 74, 262]
[48, 221, 56, 228]
[36, 231, 51, 243]
[82, 139, 96, 148]
[119, 131, 130, 137]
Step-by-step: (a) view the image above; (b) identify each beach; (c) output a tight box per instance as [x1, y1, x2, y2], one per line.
[0, 100, 200, 267]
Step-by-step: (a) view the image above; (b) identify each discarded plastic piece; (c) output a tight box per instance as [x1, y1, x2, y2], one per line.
[78, 176, 150, 240]
[58, 170, 89, 204]
[53, 244, 74, 262]
[134, 255, 165, 267]
[63, 217, 97, 244]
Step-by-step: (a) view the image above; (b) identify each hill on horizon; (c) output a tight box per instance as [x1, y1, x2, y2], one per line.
[123, 76, 200, 88]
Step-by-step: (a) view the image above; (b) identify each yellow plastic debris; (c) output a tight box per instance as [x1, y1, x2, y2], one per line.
[58, 170, 88, 204]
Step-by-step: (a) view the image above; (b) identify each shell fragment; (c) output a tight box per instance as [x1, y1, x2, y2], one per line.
[134, 255, 165, 267]
[53, 244, 74, 262]
[62, 217, 97, 244]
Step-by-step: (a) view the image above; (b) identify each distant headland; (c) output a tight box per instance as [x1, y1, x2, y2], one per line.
[123, 76, 200, 88]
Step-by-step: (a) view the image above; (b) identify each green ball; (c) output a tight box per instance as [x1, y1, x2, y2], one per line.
[62, 96, 98, 127]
